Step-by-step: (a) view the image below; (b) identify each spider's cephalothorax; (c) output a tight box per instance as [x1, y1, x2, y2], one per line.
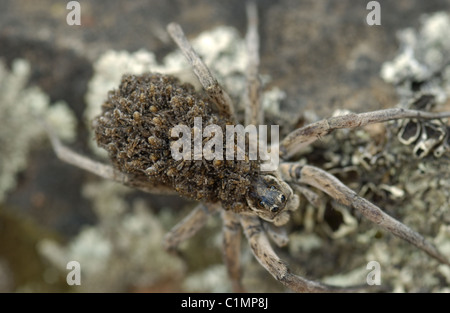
[93, 73, 262, 212]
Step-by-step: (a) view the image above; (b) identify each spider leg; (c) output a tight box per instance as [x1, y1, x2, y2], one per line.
[279, 108, 450, 159]
[167, 23, 236, 122]
[43, 120, 176, 195]
[261, 221, 289, 247]
[163, 203, 219, 251]
[240, 214, 368, 292]
[244, 1, 263, 126]
[280, 163, 450, 266]
[293, 184, 326, 211]
[222, 211, 245, 292]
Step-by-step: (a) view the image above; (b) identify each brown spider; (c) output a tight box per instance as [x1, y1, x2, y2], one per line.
[44, 3, 450, 292]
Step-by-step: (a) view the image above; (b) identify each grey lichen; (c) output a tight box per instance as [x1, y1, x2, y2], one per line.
[183, 265, 231, 293]
[282, 12, 450, 292]
[381, 12, 450, 102]
[0, 58, 76, 203]
[38, 181, 185, 292]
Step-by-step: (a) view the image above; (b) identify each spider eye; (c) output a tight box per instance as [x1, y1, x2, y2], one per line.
[260, 201, 265, 207]
[271, 206, 279, 213]
[280, 195, 286, 202]
[270, 186, 276, 191]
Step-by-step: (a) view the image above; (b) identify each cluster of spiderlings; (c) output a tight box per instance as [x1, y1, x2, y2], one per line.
[94, 73, 260, 211]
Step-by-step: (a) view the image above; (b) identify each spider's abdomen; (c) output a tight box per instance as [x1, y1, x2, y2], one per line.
[94, 73, 259, 211]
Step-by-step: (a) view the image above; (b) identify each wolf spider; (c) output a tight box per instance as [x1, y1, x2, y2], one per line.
[45, 3, 450, 292]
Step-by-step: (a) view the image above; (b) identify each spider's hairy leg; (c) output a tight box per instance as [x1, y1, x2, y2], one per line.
[43, 119, 123, 181]
[42, 120, 176, 195]
[167, 22, 236, 122]
[280, 163, 450, 266]
[222, 211, 245, 292]
[240, 214, 368, 292]
[163, 203, 219, 251]
[244, 1, 263, 126]
[279, 108, 450, 159]
[293, 184, 326, 212]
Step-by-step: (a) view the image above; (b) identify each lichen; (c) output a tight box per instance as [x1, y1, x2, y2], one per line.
[0, 58, 76, 203]
[381, 12, 450, 102]
[280, 12, 450, 292]
[183, 265, 231, 293]
[38, 181, 185, 292]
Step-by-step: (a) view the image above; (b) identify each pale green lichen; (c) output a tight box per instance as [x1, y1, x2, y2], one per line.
[183, 265, 231, 293]
[38, 181, 185, 292]
[0, 58, 76, 202]
[277, 12, 450, 293]
[288, 233, 323, 254]
[381, 12, 450, 104]
[39, 181, 184, 292]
